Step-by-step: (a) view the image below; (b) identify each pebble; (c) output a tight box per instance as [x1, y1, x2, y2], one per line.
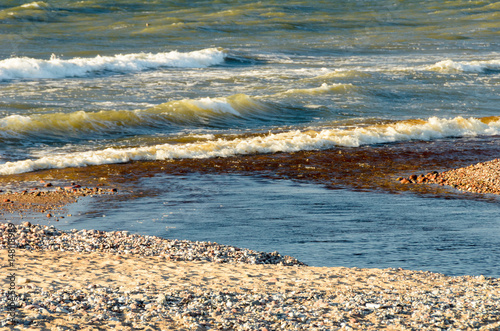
[398, 159, 500, 195]
[0, 223, 305, 265]
[0, 183, 119, 217]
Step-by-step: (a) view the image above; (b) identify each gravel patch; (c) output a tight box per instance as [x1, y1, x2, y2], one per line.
[398, 158, 500, 195]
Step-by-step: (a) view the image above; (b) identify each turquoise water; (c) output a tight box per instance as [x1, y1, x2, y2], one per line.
[1, 0, 499, 276]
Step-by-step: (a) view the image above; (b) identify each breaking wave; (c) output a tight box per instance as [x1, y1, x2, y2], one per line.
[1, 116, 500, 175]
[426, 59, 500, 73]
[0, 48, 226, 80]
[0, 94, 270, 139]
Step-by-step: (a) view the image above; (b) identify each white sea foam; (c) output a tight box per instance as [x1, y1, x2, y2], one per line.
[1, 116, 500, 175]
[281, 83, 353, 96]
[187, 97, 241, 116]
[0, 48, 226, 80]
[20, 2, 47, 8]
[426, 59, 500, 73]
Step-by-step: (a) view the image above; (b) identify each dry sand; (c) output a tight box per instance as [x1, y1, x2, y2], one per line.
[1, 250, 500, 330]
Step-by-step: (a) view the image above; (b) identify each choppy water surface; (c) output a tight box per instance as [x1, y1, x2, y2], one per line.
[1, 0, 499, 276]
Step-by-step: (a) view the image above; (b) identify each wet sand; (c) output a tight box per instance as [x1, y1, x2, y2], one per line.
[0, 184, 118, 221]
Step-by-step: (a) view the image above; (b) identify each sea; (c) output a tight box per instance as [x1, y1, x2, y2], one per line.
[0, 0, 499, 277]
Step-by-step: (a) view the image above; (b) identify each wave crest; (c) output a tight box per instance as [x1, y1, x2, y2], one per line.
[0, 48, 226, 80]
[1, 116, 500, 175]
[427, 59, 500, 73]
[0, 94, 270, 139]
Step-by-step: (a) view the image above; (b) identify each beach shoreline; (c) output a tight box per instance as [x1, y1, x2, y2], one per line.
[1, 158, 500, 329]
[2, 155, 500, 222]
[2, 141, 500, 220]
[1, 223, 499, 330]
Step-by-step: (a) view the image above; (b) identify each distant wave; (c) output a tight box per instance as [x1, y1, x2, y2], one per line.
[0, 1, 52, 22]
[280, 83, 354, 96]
[0, 48, 226, 80]
[305, 59, 500, 78]
[426, 59, 500, 73]
[1, 116, 500, 175]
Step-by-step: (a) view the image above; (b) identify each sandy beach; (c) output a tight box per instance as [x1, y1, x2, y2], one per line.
[1, 222, 500, 330]
[1, 159, 500, 330]
[2, 246, 500, 330]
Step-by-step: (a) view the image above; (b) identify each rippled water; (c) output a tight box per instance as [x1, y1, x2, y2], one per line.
[1, 0, 499, 276]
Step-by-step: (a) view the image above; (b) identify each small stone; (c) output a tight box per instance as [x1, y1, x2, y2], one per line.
[365, 303, 381, 309]
[47, 213, 52, 218]
[55, 306, 69, 313]
[157, 294, 167, 305]
[17, 277, 31, 284]
[38, 308, 50, 316]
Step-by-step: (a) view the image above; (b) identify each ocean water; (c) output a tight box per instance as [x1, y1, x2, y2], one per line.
[1, 0, 499, 276]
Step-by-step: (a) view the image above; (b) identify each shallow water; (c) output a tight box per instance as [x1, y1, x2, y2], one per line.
[29, 172, 498, 278]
